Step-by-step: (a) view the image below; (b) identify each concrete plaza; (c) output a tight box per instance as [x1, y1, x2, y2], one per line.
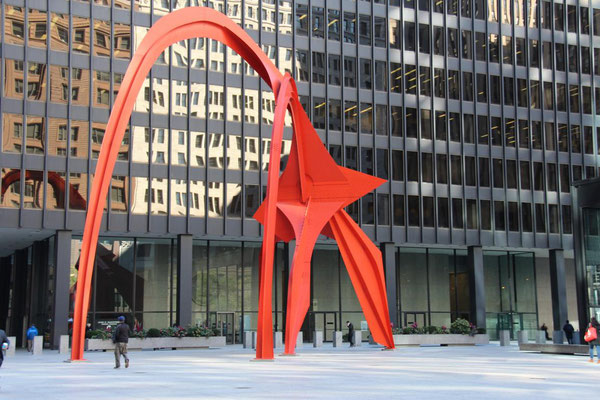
[0, 343, 594, 399]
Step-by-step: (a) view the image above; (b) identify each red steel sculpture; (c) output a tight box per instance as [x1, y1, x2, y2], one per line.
[70, 7, 395, 361]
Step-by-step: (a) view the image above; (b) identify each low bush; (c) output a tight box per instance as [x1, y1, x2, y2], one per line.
[146, 328, 161, 338]
[450, 318, 471, 335]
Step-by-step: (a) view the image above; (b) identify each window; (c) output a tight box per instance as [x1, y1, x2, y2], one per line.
[481, 200, 491, 230]
[462, 30, 472, 59]
[438, 198, 449, 228]
[452, 199, 463, 229]
[392, 150, 404, 181]
[493, 159, 503, 188]
[393, 195, 405, 226]
[422, 153, 433, 183]
[404, 22, 415, 51]
[508, 202, 519, 232]
[328, 9, 340, 41]
[451, 155, 462, 185]
[328, 55, 340, 86]
[312, 7, 324, 38]
[375, 61, 387, 91]
[374, 17, 386, 47]
[359, 14, 371, 46]
[408, 196, 420, 226]
[467, 199, 478, 229]
[419, 24, 430, 54]
[495, 201, 505, 231]
[344, 57, 356, 87]
[437, 154, 448, 184]
[360, 58, 372, 90]
[423, 197, 434, 227]
[520, 161, 531, 190]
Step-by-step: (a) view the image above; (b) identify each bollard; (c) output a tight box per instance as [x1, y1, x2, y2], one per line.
[251, 331, 257, 349]
[333, 331, 343, 347]
[552, 331, 564, 344]
[313, 331, 323, 347]
[243, 331, 253, 349]
[296, 331, 303, 348]
[59, 335, 70, 354]
[32, 335, 43, 355]
[274, 331, 283, 348]
[499, 330, 510, 346]
[6, 337, 16, 357]
[535, 331, 546, 344]
[352, 331, 362, 347]
[573, 331, 581, 344]
[517, 331, 528, 344]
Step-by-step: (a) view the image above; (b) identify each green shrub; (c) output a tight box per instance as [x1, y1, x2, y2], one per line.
[425, 326, 438, 335]
[146, 328, 161, 338]
[86, 329, 110, 340]
[186, 325, 214, 337]
[450, 318, 471, 334]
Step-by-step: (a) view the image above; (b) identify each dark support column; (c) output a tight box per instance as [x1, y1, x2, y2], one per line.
[53, 230, 71, 349]
[468, 246, 486, 329]
[380, 242, 398, 329]
[549, 249, 568, 333]
[0, 257, 12, 329]
[177, 234, 193, 327]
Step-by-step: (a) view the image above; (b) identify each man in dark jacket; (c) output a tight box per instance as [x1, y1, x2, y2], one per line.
[112, 316, 130, 369]
[346, 321, 355, 347]
[0, 329, 9, 368]
[563, 320, 575, 344]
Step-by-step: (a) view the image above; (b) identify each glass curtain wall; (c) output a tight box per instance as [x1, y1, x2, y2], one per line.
[71, 236, 177, 331]
[398, 247, 471, 329]
[483, 250, 537, 340]
[191, 240, 284, 343]
[584, 209, 600, 321]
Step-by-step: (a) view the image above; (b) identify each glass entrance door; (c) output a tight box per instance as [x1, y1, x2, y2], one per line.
[404, 312, 427, 328]
[309, 312, 338, 342]
[210, 312, 235, 344]
[497, 312, 523, 339]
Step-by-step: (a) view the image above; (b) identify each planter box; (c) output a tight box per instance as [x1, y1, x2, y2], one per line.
[393, 334, 489, 346]
[85, 336, 226, 351]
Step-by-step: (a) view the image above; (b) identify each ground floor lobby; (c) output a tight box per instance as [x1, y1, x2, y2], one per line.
[0, 231, 582, 349]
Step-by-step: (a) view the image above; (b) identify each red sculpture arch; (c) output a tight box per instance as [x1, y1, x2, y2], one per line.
[71, 7, 394, 362]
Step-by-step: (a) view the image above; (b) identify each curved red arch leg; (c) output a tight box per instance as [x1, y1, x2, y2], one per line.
[71, 7, 286, 361]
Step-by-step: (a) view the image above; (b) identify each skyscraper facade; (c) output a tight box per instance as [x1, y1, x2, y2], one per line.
[0, 0, 597, 348]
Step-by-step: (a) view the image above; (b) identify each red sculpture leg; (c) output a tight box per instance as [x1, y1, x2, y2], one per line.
[71, 7, 285, 361]
[329, 210, 395, 349]
[278, 200, 344, 355]
[255, 75, 295, 359]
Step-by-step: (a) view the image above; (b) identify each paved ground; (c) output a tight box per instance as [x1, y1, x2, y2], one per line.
[0, 343, 594, 399]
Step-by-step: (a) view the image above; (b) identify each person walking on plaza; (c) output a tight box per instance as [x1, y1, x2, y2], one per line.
[346, 321, 355, 347]
[563, 320, 575, 344]
[26, 324, 38, 353]
[112, 316, 130, 369]
[586, 317, 600, 363]
[0, 329, 9, 368]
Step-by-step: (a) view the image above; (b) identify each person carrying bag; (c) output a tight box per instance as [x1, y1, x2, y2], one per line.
[585, 317, 600, 363]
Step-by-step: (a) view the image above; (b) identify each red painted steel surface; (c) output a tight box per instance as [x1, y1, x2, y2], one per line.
[71, 6, 394, 362]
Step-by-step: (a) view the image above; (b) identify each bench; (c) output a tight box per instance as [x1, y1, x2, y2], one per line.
[519, 343, 589, 355]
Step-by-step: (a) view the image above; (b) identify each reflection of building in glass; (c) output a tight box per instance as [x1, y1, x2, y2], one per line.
[0, 0, 597, 350]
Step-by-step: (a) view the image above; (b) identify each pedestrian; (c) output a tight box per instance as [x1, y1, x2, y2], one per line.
[540, 323, 550, 341]
[26, 324, 38, 353]
[112, 316, 130, 369]
[586, 317, 600, 363]
[0, 328, 9, 368]
[346, 320, 355, 347]
[563, 320, 575, 344]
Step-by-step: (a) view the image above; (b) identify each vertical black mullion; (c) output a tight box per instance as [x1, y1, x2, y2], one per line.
[241, 243, 245, 335]
[562, 0, 570, 246]
[370, 0, 377, 240]
[203, 19, 209, 233]
[401, 1, 408, 242]
[42, 1, 50, 225]
[20, 1, 29, 223]
[385, 0, 394, 242]
[414, 4, 423, 242]
[458, 0, 467, 237]
[431, 5, 439, 238]
[532, 0, 544, 246]
[512, 0, 523, 243]
[127, 0, 134, 232]
[471, 0, 481, 241]
[186, 32, 192, 234]
[485, 5, 496, 242]
[107, 3, 115, 226]
[223, 0, 229, 234]
[425, 249, 431, 325]
[443, 1, 452, 237]
[166, 1, 174, 232]
[499, 0, 508, 242]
